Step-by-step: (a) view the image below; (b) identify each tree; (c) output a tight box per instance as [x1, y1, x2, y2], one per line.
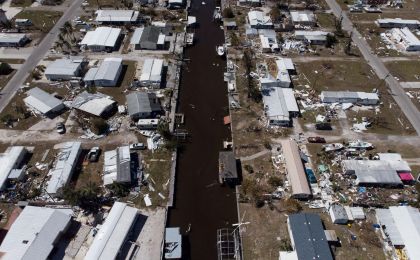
[345, 32, 353, 55]
[62, 182, 102, 212]
[270, 6, 281, 22]
[0, 63, 13, 75]
[325, 34, 337, 48]
[222, 7, 234, 19]
[157, 120, 171, 140]
[90, 118, 108, 135]
[334, 16, 344, 37]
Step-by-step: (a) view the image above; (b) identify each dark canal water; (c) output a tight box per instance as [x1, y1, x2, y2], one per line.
[166, 0, 238, 259]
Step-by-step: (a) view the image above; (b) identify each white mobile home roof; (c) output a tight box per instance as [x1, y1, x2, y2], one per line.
[81, 27, 121, 47]
[0, 146, 26, 191]
[290, 11, 315, 23]
[282, 139, 311, 197]
[103, 146, 131, 185]
[130, 27, 144, 44]
[0, 206, 72, 260]
[44, 58, 82, 78]
[46, 142, 81, 195]
[276, 58, 295, 71]
[95, 10, 139, 23]
[248, 11, 272, 27]
[85, 202, 138, 260]
[94, 57, 122, 81]
[140, 59, 163, 83]
[376, 206, 420, 259]
[23, 87, 64, 114]
[0, 33, 27, 44]
[262, 88, 298, 121]
[71, 91, 115, 117]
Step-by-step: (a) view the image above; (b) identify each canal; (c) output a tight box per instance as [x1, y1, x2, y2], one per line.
[166, 0, 238, 259]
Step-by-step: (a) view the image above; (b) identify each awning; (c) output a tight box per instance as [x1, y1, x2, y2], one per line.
[398, 172, 414, 181]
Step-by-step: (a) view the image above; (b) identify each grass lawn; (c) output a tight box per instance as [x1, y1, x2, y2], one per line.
[85, 0, 131, 8]
[316, 12, 336, 29]
[10, 0, 34, 7]
[98, 60, 137, 104]
[14, 10, 63, 32]
[0, 71, 16, 90]
[385, 61, 420, 82]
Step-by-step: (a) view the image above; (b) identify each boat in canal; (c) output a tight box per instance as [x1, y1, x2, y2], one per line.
[216, 45, 226, 56]
[186, 33, 194, 46]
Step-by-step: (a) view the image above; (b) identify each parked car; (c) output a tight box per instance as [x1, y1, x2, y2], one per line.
[56, 123, 65, 134]
[315, 123, 332, 130]
[129, 143, 146, 150]
[87, 147, 101, 162]
[307, 137, 326, 143]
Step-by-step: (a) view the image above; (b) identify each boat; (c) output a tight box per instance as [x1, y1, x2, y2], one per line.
[216, 45, 226, 56]
[186, 33, 194, 46]
[139, 130, 154, 137]
[213, 7, 222, 21]
[322, 143, 344, 152]
[348, 140, 374, 150]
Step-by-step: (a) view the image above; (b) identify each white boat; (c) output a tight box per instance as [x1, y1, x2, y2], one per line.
[348, 140, 373, 149]
[139, 130, 154, 137]
[322, 143, 344, 152]
[186, 33, 194, 46]
[216, 45, 225, 56]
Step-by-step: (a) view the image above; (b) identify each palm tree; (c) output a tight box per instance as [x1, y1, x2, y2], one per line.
[54, 41, 63, 51]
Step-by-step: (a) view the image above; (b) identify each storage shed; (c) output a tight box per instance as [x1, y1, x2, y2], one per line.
[329, 204, 349, 224]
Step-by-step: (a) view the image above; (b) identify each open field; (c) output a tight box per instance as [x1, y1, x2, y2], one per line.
[15, 10, 63, 32]
[316, 12, 336, 29]
[10, 0, 34, 7]
[385, 61, 420, 82]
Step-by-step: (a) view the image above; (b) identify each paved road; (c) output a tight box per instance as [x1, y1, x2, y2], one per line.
[0, 0, 84, 113]
[325, 0, 420, 135]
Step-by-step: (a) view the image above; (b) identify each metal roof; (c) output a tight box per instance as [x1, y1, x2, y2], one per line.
[130, 27, 144, 44]
[23, 87, 64, 114]
[290, 11, 315, 23]
[126, 92, 161, 117]
[44, 58, 82, 77]
[288, 213, 333, 260]
[140, 58, 163, 83]
[95, 57, 122, 81]
[281, 139, 311, 197]
[95, 10, 139, 22]
[71, 91, 115, 117]
[342, 160, 403, 185]
[0, 33, 27, 43]
[80, 27, 121, 47]
[139, 26, 160, 44]
[377, 18, 420, 25]
[218, 151, 238, 179]
[103, 146, 131, 185]
[0, 146, 26, 191]
[262, 88, 298, 122]
[248, 11, 272, 27]
[85, 202, 138, 260]
[46, 142, 81, 195]
[0, 206, 72, 260]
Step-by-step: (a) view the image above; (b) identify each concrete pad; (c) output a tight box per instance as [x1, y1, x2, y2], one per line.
[28, 116, 64, 131]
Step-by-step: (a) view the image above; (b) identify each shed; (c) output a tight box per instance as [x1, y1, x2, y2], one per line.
[23, 87, 65, 116]
[83, 58, 122, 87]
[70, 91, 116, 117]
[218, 151, 238, 185]
[126, 92, 161, 120]
[281, 139, 311, 199]
[329, 204, 349, 224]
[45, 58, 85, 81]
[140, 59, 164, 88]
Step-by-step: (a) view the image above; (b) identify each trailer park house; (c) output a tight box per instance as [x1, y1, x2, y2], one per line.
[376, 18, 420, 29]
[80, 27, 122, 52]
[44, 57, 87, 81]
[83, 58, 122, 87]
[103, 146, 133, 186]
[294, 31, 329, 45]
[140, 58, 164, 88]
[126, 92, 162, 121]
[320, 91, 379, 105]
[0, 206, 73, 260]
[381, 27, 420, 52]
[23, 87, 65, 116]
[0, 146, 27, 192]
[0, 33, 30, 47]
[290, 11, 316, 27]
[95, 10, 140, 24]
[84, 202, 140, 260]
[247, 11, 273, 29]
[279, 213, 333, 260]
[70, 91, 116, 117]
[45, 142, 82, 197]
[130, 26, 167, 50]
